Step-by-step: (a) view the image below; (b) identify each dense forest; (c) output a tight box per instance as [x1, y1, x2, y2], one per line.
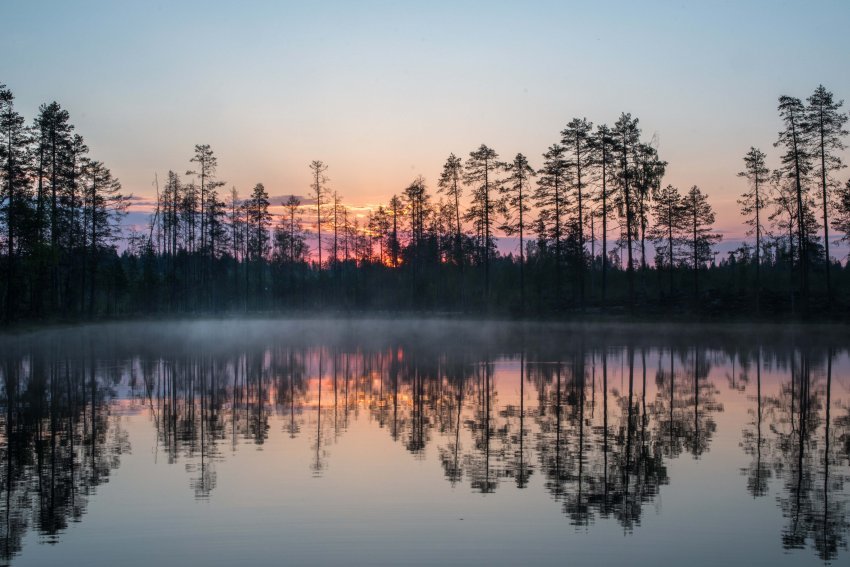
[2, 81, 850, 322]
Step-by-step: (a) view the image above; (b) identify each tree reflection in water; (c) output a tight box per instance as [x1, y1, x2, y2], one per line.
[1, 323, 849, 564]
[760, 347, 850, 561]
[0, 351, 129, 563]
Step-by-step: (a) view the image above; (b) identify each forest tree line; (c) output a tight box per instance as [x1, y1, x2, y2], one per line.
[2, 81, 850, 321]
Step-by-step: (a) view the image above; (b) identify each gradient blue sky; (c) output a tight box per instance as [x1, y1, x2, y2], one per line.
[2, 0, 849, 238]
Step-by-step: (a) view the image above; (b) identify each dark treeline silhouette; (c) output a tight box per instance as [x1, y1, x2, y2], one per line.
[2, 320, 849, 563]
[3, 82, 850, 322]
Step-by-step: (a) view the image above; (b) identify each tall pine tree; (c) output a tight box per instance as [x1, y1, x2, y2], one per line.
[737, 147, 769, 312]
[463, 144, 500, 299]
[500, 153, 535, 311]
[806, 85, 847, 303]
[562, 118, 593, 309]
[680, 185, 721, 303]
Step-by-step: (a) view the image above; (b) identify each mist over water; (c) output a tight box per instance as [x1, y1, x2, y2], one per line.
[1, 319, 849, 566]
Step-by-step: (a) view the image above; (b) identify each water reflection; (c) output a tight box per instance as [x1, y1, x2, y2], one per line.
[0, 353, 128, 562]
[768, 349, 849, 561]
[1, 321, 849, 565]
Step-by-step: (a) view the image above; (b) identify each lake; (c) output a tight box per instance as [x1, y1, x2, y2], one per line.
[1, 319, 848, 566]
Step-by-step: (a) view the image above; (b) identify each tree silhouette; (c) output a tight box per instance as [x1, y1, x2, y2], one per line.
[82, 161, 126, 315]
[500, 153, 535, 312]
[775, 95, 814, 307]
[331, 190, 343, 266]
[679, 186, 721, 302]
[187, 144, 224, 257]
[33, 102, 73, 313]
[633, 142, 667, 282]
[0, 84, 31, 322]
[562, 118, 594, 309]
[437, 153, 464, 268]
[738, 147, 770, 313]
[535, 144, 569, 305]
[388, 194, 403, 268]
[649, 184, 685, 297]
[613, 113, 641, 309]
[0, 81, 849, 321]
[274, 196, 309, 301]
[246, 183, 271, 262]
[464, 144, 500, 300]
[275, 196, 309, 264]
[806, 85, 848, 304]
[592, 124, 617, 308]
[245, 183, 271, 304]
[403, 176, 430, 302]
[309, 160, 329, 269]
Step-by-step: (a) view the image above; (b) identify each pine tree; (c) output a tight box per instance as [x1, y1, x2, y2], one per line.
[806, 85, 847, 303]
[613, 113, 641, 308]
[244, 182, 271, 306]
[161, 171, 183, 309]
[403, 175, 430, 294]
[82, 160, 126, 315]
[63, 134, 88, 251]
[0, 84, 33, 321]
[34, 102, 73, 310]
[774, 95, 814, 305]
[162, 171, 181, 256]
[331, 190, 344, 265]
[403, 176, 429, 250]
[591, 124, 617, 306]
[464, 144, 500, 298]
[437, 153, 464, 266]
[535, 144, 569, 301]
[187, 144, 224, 253]
[388, 195, 403, 268]
[369, 206, 390, 265]
[769, 169, 800, 275]
[737, 147, 770, 312]
[275, 196, 308, 264]
[680, 185, 721, 302]
[341, 206, 351, 262]
[181, 180, 198, 255]
[562, 118, 594, 308]
[649, 184, 685, 296]
[499, 152, 535, 311]
[309, 160, 329, 269]
[205, 188, 228, 259]
[633, 142, 666, 273]
[227, 186, 244, 309]
[246, 182, 271, 262]
[228, 186, 241, 261]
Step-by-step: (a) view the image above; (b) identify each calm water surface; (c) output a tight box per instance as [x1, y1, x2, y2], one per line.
[1, 319, 849, 566]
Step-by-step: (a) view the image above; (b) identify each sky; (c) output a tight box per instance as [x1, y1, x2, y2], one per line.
[2, 0, 850, 245]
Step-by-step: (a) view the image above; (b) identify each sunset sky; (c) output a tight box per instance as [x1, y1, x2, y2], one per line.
[2, 0, 850, 242]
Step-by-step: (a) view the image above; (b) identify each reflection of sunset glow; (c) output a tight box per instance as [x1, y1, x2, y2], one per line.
[4, 320, 850, 565]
